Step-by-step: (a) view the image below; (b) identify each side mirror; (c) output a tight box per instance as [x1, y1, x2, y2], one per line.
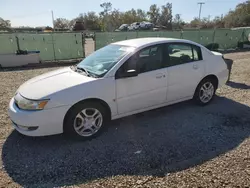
[117, 69, 138, 79]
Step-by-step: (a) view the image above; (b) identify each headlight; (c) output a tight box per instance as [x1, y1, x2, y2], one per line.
[14, 93, 49, 110]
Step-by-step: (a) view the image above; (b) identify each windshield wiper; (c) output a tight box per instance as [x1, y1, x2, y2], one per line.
[75, 66, 100, 78]
[76, 66, 90, 77]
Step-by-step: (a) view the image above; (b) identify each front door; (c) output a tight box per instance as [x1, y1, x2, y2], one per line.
[165, 43, 205, 102]
[115, 44, 168, 115]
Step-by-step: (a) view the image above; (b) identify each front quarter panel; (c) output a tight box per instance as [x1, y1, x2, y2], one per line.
[47, 77, 117, 116]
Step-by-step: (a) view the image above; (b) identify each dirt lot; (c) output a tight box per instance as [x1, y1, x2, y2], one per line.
[0, 51, 249, 187]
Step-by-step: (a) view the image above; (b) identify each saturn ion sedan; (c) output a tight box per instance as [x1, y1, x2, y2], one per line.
[8, 38, 229, 140]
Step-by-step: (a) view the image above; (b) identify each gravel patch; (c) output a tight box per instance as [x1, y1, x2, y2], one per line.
[0, 51, 249, 187]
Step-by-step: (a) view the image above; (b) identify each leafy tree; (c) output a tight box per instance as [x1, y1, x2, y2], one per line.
[212, 15, 225, 28]
[189, 18, 200, 28]
[172, 14, 185, 29]
[83, 12, 101, 31]
[45, 26, 53, 30]
[54, 18, 70, 29]
[224, 1, 250, 28]
[109, 9, 123, 30]
[0, 17, 11, 28]
[159, 3, 173, 29]
[136, 9, 147, 21]
[73, 21, 85, 31]
[147, 4, 160, 25]
[100, 2, 112, 31]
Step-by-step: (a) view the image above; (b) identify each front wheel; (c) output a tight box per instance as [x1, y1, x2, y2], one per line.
[64, 101, 108, 140]
[194, 78, 216, 105]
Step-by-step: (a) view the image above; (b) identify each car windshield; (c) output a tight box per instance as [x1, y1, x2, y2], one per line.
[77, 44, 135, 77]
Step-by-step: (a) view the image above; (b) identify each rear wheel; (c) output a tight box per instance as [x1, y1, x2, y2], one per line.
[194, 78, 217, 105]
[64, 101, 108, 140]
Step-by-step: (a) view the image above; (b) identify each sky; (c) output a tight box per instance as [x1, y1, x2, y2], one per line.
[1, 0, 246, 27]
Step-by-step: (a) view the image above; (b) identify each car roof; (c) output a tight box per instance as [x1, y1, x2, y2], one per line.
[112, 37, 199, 48]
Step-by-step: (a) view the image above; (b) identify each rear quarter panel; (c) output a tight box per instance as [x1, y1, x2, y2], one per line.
[202, 49, 228, 87]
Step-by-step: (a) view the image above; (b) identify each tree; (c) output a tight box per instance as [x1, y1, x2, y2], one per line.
[45, 26, 53, 30]
[69, 19, 77, 29]
[0, 17, 11, 28]
[212, 15, 225, 28]
[100, 2, 112, 31]
[158, 3, 173, 29]
[83, 12, 101, 31]
[73, 21, 85, 31]
[72, 14, 85, 31]
[189, 17, 200, 28]
[223, 1, 250, 28]
[147, 4, 160, 25]
[54, 18, 70, 29]
[173, 14, 185, 30]
[100, 2, 112, 16]
[136, 9, 147, 21]
[109, 9, 123, 30]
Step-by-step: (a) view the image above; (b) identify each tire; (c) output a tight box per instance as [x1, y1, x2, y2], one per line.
[193, 78, 217, 106]
[63, 101, 108, 140]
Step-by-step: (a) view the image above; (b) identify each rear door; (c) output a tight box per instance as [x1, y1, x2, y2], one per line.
[164, 42, 205, 102]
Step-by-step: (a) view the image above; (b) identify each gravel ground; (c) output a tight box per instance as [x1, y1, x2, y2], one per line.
[0, 51, 249, 188]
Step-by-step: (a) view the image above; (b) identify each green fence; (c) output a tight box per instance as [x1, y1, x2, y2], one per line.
[0, 33, 85, 61]
[95, 29, 248, 51]
[1, 29, 249, 62]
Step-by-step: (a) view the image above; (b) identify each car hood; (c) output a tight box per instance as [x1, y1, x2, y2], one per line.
[18, 67, 96, 99]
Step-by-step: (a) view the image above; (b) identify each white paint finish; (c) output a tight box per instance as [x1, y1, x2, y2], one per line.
[116, 69, 167, 114]
[47, 77, 117, 116]
[8, 38, 229, 137]
[167, 60, 205, 102]
[203, 51, 228, 87]
[112, 96, 193, 120]
[18, 67, 117, 115]
[19, 67, 96, 100]
[8, 98, 70, 136]
[113, 38, 177, 48]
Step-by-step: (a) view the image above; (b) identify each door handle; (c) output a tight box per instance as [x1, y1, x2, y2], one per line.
[156, 74, 165, 79]
[193, 64, 198, 70]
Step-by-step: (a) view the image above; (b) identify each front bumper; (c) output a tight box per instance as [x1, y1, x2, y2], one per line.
[8, 98, 71, 137]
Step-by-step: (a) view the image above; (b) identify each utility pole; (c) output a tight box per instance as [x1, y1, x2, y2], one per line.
[51, 10, 55, 29]
[198, 2, 205, 20]
[51, 10, 56, 61]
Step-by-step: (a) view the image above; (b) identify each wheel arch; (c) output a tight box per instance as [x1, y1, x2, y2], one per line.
[194, 74, 219, 97]
[63, 98, 112, 131]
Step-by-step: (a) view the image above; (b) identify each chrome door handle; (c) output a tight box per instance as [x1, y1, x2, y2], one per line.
[156, 75, 165, 79]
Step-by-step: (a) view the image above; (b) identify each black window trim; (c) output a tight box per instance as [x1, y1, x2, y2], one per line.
[164, 42, 203, 68]
[115, 43, 165, 79]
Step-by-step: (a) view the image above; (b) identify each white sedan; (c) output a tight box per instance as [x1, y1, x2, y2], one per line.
[8, 38, 229, 139]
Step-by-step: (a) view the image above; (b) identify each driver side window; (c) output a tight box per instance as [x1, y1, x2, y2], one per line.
[116, 44, 163, 78]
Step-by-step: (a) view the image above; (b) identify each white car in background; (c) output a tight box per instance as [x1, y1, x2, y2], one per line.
[8, 38, 229, 140]
[140, 21, 154, 29]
